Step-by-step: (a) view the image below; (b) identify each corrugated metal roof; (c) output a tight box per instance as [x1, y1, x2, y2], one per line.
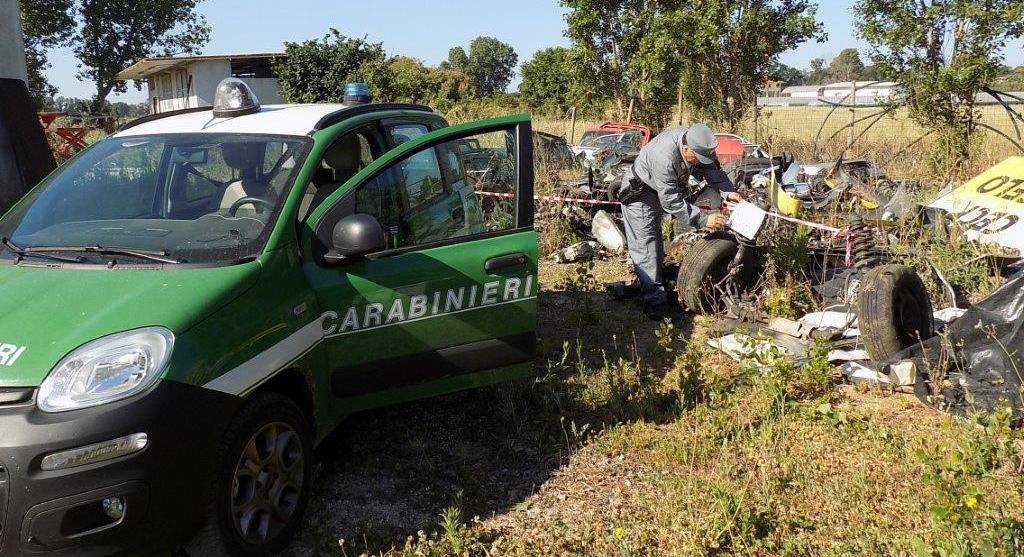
[117, 52, 285, 80]
[781, 85, 821, 94]
[821, 81, 898, 90]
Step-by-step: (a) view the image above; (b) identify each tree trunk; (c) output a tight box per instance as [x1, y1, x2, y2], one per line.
[676, 81, 683, 126]
[91, 82, 115, 114]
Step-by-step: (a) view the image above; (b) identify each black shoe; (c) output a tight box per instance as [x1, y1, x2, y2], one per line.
[643, 302, 678, 322]
[605, 281, 642, 300]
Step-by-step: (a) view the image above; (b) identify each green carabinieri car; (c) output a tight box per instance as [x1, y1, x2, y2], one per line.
[0, 79, 537, 556]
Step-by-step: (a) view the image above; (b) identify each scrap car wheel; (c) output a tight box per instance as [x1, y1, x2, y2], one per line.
[677, 237, 752, 314]
[858, 264, 935, 363]
[184, 393, 313, 557]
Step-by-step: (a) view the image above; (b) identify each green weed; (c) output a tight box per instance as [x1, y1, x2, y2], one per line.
[913, 406, 1024, 556]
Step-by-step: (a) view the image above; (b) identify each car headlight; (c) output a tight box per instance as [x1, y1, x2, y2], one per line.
[38, 327, 174, 413]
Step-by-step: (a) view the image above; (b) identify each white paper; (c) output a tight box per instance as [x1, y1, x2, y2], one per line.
[727, 201, 767, 240]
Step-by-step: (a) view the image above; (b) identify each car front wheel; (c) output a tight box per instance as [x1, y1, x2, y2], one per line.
[183, 392, 313, 557]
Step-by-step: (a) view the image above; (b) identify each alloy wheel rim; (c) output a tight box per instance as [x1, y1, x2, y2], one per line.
[230, 421, 304, 544]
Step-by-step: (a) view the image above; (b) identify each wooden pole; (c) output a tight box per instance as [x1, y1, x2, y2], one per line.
[626, 97, 635, 125]
[754, 102, 760, 144]
[569, 106, 577, 143]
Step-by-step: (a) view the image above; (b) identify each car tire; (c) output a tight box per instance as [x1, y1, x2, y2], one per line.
[858, 264, 935, 363]
[677, 237, 753, 314]
[182, 393, 313, 557]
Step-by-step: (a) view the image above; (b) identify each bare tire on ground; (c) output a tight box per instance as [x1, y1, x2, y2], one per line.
[677, 237, 743, 314]
[183, 393, 313, 557]
[858, 264, 935, 363]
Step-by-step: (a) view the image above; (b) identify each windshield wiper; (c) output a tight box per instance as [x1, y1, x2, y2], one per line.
[24, 245, 182, 264]
[2, 237, 86, 264]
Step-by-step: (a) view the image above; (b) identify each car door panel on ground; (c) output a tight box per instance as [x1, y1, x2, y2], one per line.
[302, 115, 537, 409]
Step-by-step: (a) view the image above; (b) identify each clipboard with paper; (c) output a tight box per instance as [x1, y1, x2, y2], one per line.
[726, 201, 768, 240]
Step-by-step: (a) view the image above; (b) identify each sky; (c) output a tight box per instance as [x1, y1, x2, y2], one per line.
[43, 0, 1024, 103]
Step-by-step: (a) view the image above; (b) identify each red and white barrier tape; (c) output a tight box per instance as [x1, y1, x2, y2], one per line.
[731, 205, 852, 267]
[475, 190, 622, 207]
[480, 190, 856, 266]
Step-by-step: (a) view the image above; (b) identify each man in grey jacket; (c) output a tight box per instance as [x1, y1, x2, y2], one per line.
[618, 123, 742, 320]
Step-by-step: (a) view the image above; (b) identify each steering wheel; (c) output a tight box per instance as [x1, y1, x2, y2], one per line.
[228, 196, 272, 216]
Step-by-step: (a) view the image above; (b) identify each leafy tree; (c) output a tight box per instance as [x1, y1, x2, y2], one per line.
[675, 0, 827, 129]
[75, 0, 210, 113]
[994, 65, 1024, 91]
[806, 57, 829, 84]
[362, 55, 472, 109]
[443, 47, 470, 71]
[275, 30, 386, 103]
[855, 0, 1024, 168]
[563, 0, 823, 127]
[562, 0, 682, 125]
[353, 54, 472, 112]
[519, 47, 578, 114]
[770, 61, 806, 86]
[827, 48, 865, 82]
[860, 64, 882, 82]
[464, 36, 518, 96]
[425, 67, 473, 111]
[19, 0, 75, 108]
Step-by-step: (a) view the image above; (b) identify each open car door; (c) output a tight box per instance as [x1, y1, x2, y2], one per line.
[302, 114, 537, 411]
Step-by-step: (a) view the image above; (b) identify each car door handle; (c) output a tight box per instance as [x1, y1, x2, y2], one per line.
[485, 253, 528, 273]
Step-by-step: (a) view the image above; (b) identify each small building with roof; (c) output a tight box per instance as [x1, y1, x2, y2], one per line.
[117, 53, 287, 114]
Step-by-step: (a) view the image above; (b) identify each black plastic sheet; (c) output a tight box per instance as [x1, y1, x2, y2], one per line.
[901, 274, 1024, 420]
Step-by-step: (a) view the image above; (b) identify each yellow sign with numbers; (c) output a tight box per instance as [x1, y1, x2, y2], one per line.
[929, 157, 1024, 253]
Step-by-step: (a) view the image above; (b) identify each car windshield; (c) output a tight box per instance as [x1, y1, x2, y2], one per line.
[579, 130, 616, 147]
[0, 133, 309, 265]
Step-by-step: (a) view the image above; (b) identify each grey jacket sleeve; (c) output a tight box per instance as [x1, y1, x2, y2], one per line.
[648, 162, 706, 226]
[697, 163, 735, 193]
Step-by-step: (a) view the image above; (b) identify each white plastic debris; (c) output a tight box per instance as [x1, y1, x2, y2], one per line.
[800, 310, 857, 330]
[843, 361, 892, 386]
[828, 349, 870, 363]
[934, 307, 968, 326]
[591, 210, 626, 253]
[707, 334, 789, 364]
[888, 360, 917, 386]
[551, 241, 599, 264]
[767, 317, 810, 338]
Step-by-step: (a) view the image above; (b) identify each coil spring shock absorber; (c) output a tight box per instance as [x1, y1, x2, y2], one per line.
[847, 214, 880, 269]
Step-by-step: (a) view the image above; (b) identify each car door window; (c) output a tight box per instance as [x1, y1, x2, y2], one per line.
[298, 128, 382, 222]
[388, 123, 429, 146]
[354, 128, 517, 249]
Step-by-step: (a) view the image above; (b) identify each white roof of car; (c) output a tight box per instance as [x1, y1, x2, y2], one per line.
[114, 104, 350, 138]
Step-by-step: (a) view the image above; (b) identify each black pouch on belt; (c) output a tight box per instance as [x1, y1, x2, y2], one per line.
[613, 165, 649, 204]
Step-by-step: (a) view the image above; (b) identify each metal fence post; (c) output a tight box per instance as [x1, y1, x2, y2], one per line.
[847, 81, 857, 155]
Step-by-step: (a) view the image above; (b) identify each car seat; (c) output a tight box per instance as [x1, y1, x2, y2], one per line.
[220, 141, 268, 215]
[309, 135, 363, 210]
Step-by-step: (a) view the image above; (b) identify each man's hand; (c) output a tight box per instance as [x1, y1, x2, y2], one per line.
[705, 212, 727, 231]
[725, 191, 745, 203]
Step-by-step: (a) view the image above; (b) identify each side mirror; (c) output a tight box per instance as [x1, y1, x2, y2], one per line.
[324, 213, 386, 264]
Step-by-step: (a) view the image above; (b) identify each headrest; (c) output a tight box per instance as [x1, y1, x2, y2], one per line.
[312, 167, 334, 187]
[222, 141, 266, 171]
[323, 135, 361, 172]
